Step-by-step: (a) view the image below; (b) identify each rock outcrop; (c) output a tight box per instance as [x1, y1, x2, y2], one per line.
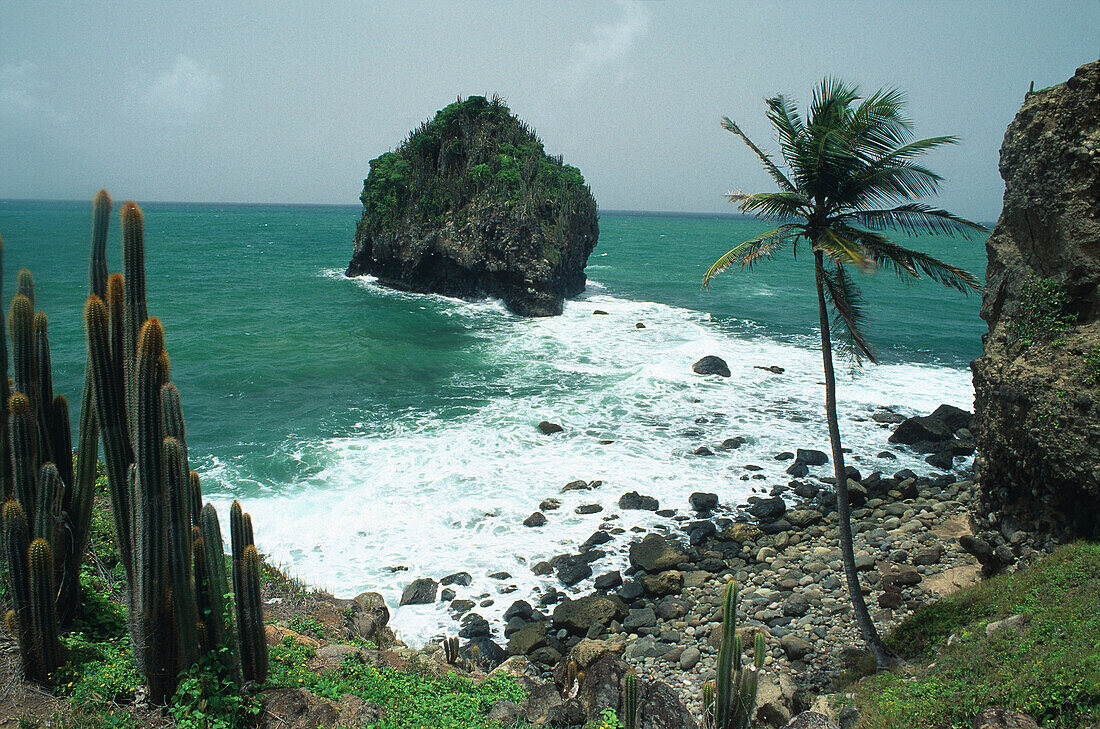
[971, 60, 1100, 539]
[346, 95, 599, 316]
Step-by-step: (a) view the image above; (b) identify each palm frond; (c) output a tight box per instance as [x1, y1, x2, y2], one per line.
[816, 228, 872, 270]
[809, 77, 860, 130]
[841, 226, 983, 292]
[840, 203, 988, 237]
[848, 162, 946, 205]
[728, 190, 811, 221]
[721, 116, 796, 192]
[765, 95, 815, 183]
[702, 225, 800, 288]
[820, 261, 876, 363]
[845, 87, 913, 157]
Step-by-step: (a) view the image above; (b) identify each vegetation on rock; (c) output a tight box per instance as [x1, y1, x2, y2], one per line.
[348, 95, 599, 316]
[359, 95, 594, 234]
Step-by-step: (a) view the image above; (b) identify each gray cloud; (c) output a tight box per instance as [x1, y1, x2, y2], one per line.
[144, 55, 222, 119]
[555, 1, 652, 91]
[0, 61, 73, 124]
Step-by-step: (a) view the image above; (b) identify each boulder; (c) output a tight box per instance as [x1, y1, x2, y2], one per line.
[693, 355, 731, 377]
[538, 421, 565, 435]
[795, 449, 829, 467]
[619, 491, 660, 510]
[399, 578, 438, 606]
[552, 594, 628, 634]
[781, 713, 840, 729]
[440, 571, 472, 586]
[629, 534, 687, 572]
[523, 511, 546, 527]
[972, 707, 1041, 729]
[507, 622, 548, 655]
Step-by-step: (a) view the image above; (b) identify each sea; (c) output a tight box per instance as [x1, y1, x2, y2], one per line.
[0, 199, 989, 644]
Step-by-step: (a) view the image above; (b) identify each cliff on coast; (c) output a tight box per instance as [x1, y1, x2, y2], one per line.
[346, 95, 599, 317]
[972, 60, 1100, 539]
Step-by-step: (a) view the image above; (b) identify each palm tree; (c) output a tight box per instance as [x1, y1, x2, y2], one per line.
[703, 78, 986, 668]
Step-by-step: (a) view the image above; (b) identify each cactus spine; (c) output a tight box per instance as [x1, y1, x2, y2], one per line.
[623, 667, 639, 729]
[709, 581, 764, 729]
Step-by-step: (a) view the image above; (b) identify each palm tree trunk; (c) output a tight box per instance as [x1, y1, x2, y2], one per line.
[814, 251, 897, 669]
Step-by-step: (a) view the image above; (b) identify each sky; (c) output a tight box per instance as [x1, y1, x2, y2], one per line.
[1, 1, 1096, 220]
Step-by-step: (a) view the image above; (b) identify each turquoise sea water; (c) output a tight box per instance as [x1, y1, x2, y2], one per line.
[0, 199, 989, 642]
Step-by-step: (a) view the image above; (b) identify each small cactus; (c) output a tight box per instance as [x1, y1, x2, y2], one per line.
[27, 538, 62, 681]
[623, 668, 639, 729]
[709, 581, 764, 729]
[443, 635, 459, 664]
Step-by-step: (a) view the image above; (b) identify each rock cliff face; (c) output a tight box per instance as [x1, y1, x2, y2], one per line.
[346, 96, 598, 317]
[971, 60, 1100, 539]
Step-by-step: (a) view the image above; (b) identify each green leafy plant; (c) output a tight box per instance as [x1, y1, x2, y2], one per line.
[584, 707, 623, 729]
[169, 652, 261, 729]
[858, 542, 1100, 728]
[289, 614, 326, 640]
[1083, 346, 1100, 386]
[1011, 274, 1074, 348]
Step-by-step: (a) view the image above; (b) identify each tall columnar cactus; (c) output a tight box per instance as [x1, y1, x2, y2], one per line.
[3, 501, 33, 668]
[2, 249, 97, 632]
[75, 196, 268, 700]
[232, 500, 267, 683]
[27, 538, 62, 680]
[705, 581, 765, 729]
[16, 269, 34, 310]
[0, 239, 10, 502]
[622, 668, 639, 729]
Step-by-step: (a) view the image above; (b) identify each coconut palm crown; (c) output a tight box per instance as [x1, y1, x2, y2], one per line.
[704, 78, 987, 667]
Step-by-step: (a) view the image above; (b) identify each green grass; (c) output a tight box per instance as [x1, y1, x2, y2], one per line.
[854, 542, 1100, 728]
[268, 638, 534, 728]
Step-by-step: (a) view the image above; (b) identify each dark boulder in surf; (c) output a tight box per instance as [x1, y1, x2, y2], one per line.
[692, 355, 730, 377]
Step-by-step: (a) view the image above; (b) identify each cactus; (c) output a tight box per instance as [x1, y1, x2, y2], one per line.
[16, 269, 34, 309]
[238, 544, 267, 683]
[0, 192, 268, 699]
[121, 202, 147, 436]
[702, 680, 717, 727]
[443, 635, 459, 664]
[3, 501, 33, 672]
[27, 538, 62, 681]
[90, 191, 111, 299]
[709, 581, 765, 729]
[622, 668, 639, 729]
[9, 296, 36, 415]
[9, 393, 37, 524]
[0, 241, 10, 502]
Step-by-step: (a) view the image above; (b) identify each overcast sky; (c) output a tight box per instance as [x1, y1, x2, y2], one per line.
[1, 1, 1096, 219]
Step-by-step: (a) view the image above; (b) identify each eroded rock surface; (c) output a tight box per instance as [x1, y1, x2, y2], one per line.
[972, 60, 1100, 539]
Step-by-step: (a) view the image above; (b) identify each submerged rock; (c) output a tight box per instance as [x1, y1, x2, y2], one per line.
[346, 96, 598, 317]
[692, 355, 731, 377]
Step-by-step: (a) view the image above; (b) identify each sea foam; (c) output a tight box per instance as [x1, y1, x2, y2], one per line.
[204, 273, 972, 646]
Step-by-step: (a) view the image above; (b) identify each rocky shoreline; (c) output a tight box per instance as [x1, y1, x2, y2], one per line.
[261, 404, 1056, 727]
